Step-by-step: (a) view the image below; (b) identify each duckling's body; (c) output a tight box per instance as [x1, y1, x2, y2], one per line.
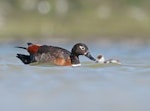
[96, 55, 121, 64]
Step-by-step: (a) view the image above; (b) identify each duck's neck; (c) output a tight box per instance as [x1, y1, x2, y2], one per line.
[70, 53, 81, 66]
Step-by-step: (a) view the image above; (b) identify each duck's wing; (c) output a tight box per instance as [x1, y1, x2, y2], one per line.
[35, 45, 71, 63]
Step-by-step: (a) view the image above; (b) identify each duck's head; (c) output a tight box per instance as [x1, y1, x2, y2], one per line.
[71, 43, 96, 61]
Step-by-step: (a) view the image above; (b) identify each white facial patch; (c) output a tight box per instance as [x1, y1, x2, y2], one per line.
[84, 51, 88, 55]
[79, 46, 85, 50]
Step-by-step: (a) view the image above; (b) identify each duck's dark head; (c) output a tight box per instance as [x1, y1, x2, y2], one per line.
[71, 43, 96, 61]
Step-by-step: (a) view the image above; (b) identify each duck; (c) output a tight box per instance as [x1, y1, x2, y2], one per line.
[96, 55, 121, 64]
[16, 42, 96, 66]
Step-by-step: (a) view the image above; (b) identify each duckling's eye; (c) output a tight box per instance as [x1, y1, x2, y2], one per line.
[79, 46, 85, 50]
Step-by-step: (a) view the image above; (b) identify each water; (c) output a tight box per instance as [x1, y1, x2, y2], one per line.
[0, 41, 150, 111]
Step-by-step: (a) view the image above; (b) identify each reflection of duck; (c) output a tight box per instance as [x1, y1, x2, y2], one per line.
[16, 42, 96, 66]
[96, 55, 121, 64]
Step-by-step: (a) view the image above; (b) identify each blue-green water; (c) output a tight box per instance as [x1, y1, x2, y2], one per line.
[0, 42, 150, 111]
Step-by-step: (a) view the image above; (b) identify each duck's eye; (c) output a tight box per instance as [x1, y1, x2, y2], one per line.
[79, 46, 85, 50]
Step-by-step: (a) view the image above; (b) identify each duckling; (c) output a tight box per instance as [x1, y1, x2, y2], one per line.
[96, 55, 121, 64]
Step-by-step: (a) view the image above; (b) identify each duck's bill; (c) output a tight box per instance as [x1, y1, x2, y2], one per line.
[85, 52, 96, 61]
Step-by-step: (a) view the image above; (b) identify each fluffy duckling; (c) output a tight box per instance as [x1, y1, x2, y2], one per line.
[96, 55, 121, 64]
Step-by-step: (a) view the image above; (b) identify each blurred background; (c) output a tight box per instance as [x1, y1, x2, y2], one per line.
[1, 1, 150, 111]
[0, 0, 150, 42]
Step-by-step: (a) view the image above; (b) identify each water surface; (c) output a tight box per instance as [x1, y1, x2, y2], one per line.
[0, 42, 150, 111]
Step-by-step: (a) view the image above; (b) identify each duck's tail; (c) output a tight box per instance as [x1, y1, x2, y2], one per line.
[15, 42, 34, 49]
[15, 46, 27, 50]
[16, 54, 31, 64]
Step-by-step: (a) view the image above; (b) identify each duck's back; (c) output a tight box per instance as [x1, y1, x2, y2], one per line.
[35, 45, 72, 66]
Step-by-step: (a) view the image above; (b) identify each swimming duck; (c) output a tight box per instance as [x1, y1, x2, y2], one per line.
[16, 43, 96, 66]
